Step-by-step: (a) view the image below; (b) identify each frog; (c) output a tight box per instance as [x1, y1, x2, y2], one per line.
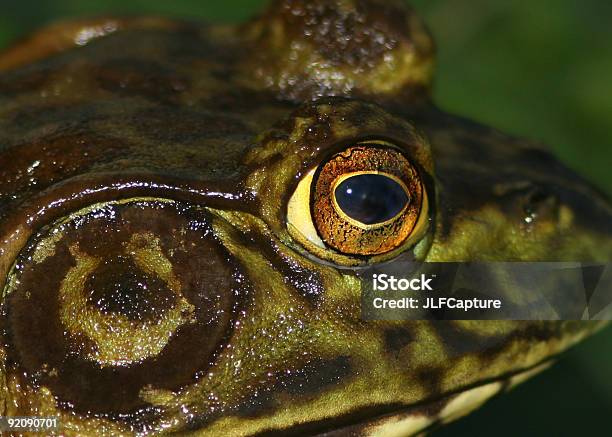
[0, 0, 611, 435]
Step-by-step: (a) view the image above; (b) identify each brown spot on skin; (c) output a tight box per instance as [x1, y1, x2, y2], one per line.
[432, 322, 507, 358]
[383, 326, 415, 355]
[431, 322, 588, 368]
[182, 356, 355, 432]
[131, 106, 253, 145]
[95, 58, 190, 104]
[85, 256, 179, 322]
[252, 232, 325, 304]
[414, 366, 444, 398]
[235, 356, 353, 419]
[5, 103, 110, 137]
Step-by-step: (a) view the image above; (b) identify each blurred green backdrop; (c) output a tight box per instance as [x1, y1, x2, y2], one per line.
[0, 0, 610, 435]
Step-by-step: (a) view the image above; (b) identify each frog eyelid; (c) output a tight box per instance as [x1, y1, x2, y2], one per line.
[287, 167, 326, 250]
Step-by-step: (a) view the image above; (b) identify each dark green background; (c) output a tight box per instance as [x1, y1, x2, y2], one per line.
[0, 0, 610, 435]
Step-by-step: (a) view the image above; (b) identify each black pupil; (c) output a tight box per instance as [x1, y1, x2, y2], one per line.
[334, 174, 409, 225]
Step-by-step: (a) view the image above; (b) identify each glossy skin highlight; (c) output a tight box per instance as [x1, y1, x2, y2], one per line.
[0, 1, 611, 436]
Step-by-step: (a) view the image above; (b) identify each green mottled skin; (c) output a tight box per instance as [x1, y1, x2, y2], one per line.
[0, 1, 610, 436]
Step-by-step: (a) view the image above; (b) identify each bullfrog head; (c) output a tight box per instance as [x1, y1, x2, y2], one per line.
[0, 0, 610, 435]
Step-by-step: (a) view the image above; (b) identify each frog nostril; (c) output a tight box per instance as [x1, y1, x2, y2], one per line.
[494, 181, 561, 224]
[523, 188, 560, 223]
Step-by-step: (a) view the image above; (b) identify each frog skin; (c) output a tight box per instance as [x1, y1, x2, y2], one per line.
[0, 0, 611, 435]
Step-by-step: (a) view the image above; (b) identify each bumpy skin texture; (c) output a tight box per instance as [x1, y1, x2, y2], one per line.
[0, 1, 611, 436]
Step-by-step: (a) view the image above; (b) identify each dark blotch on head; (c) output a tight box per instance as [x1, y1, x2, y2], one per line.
[234, 356, 352, 419]
[383, 326, 414, 356]
[85, 256, 178, 322]
[131, 106, 252, 145]
[95, 58, 188, 103]
[230, 226, 325, 305]
[433, 321, 506, 358]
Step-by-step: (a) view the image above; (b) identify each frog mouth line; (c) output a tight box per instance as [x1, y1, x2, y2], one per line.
[254, 359, 554, 437]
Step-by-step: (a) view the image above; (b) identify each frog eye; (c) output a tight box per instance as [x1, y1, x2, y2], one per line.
[287, 143, 429, 263]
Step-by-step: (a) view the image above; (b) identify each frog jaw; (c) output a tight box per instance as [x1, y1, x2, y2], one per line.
[317, 361, 553, 437]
